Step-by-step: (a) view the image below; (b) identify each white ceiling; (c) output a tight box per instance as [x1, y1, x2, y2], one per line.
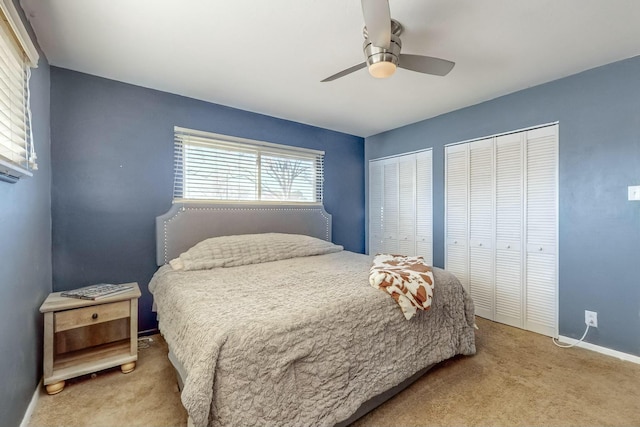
[20, 0, 640, 137]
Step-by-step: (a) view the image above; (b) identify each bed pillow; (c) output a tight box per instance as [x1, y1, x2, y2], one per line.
[170, 233, 343, 271]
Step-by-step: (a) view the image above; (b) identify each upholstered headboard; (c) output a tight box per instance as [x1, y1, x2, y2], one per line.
[155, 203, 333, 265]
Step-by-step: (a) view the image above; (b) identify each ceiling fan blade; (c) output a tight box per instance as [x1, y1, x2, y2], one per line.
[361, 0, 391, 49]
[320, 62, 367, 82]
[398, 54, 455, 76]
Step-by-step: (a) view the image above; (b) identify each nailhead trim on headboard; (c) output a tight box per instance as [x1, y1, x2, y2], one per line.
[161, 205, 331, 264]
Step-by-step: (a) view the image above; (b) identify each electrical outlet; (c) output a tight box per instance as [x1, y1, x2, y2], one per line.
[585, 310, 598, 328]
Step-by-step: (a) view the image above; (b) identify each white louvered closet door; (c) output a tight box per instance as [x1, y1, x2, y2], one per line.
[415, 150, 433, 265]
[525, 126, 558, 337]
[444, 124, 557, 336]
[369, 161, 384, 256]
[398, 155, 416, 256]
[495, 133, 524, 328]
[445, 144, 469, 290]
[382, 161, 399, 253]
[468, 139, 495, 319]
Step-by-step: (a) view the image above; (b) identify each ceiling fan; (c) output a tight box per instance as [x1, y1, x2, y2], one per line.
[321, 0, 455, 82]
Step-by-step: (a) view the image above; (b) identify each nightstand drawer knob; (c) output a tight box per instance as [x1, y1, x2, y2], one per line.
[92, 313, 98, 320]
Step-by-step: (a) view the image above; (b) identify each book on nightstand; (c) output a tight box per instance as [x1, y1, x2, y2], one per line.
[60, 283, 135, 300]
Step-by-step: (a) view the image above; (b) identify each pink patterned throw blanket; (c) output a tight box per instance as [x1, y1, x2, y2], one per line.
[369, 254, 435, 320]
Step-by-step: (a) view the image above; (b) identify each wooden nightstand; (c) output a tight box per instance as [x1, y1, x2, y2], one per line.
[39, 283, 141, 394]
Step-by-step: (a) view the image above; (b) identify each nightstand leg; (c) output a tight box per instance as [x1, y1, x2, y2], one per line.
[121, 362, 136, 373]
[45, 380, 65, 395]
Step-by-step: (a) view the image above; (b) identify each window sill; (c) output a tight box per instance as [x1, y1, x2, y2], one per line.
[0, 158, 32, 183]
[173, 199, 323, 206]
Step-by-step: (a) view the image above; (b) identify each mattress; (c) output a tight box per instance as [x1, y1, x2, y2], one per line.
[149, 250, 476, 426]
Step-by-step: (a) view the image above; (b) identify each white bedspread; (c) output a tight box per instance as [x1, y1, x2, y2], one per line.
[149, 251, 475, 427]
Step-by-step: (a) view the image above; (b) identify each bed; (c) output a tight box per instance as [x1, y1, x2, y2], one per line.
[149, 203, 476, 427]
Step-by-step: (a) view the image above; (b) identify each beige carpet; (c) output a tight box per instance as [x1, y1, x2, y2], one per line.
[29, 336, 187, 427]
[28, 318, 640, 426]
[354, 318, 640, 426]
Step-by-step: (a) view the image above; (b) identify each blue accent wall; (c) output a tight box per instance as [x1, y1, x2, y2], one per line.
[366, 55, 640, 356]
[0, 2, 51, 425]
[50, 68, 364, 332]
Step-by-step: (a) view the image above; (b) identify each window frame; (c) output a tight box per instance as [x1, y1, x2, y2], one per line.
[0, 0, 39, 182]
[173, 126, 325, 205]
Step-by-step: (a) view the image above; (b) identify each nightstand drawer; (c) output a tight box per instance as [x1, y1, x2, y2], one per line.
[55, 301, 130, 332]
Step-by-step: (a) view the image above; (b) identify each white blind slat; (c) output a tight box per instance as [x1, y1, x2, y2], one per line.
[0, 6, 36, 175]
[173, 128, 324, 203]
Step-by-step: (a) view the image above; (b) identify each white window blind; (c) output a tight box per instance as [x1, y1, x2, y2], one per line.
[0, 0, 39, 180]
[173, 127, 324, 203]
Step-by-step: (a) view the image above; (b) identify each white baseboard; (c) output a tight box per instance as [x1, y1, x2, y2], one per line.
[20, 378, 42, 427]
[558, 336, 640, 365]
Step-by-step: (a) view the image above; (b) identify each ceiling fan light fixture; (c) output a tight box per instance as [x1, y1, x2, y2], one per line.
[363, 33, 401, 79]
[369, 61, 396, 78]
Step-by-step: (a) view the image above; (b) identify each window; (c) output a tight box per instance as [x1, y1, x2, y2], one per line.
[173, 127, 324, 203]
[0, 0, 39, 182]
